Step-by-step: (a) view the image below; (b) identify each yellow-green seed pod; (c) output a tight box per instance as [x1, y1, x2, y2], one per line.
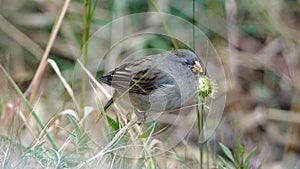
[195, 75, 213, 100]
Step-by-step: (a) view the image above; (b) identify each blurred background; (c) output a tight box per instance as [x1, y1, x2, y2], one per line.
[0, 0, 299, 168]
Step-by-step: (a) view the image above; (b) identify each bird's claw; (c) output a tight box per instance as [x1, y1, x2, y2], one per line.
[134, 111, 147, 125]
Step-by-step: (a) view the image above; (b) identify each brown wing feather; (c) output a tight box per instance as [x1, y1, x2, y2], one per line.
[99, 58, 174, 95]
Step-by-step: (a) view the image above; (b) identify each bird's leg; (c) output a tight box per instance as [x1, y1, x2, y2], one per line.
[134, 110, 147, 124]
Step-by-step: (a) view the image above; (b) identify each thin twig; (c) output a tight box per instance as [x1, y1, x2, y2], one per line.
[29, 0, 71, 105]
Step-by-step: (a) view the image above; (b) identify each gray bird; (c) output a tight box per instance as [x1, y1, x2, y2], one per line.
[99, 49, 203, 123]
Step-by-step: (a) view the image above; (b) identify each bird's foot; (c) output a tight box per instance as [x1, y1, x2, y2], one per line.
[134, 111, 147, 125]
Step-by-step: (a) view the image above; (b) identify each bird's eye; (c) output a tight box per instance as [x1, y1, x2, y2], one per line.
[180, 58, 189, 65]
[181, 61, 189, 66]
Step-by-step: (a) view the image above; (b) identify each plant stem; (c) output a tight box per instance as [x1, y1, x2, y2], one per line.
[81, 0, 89, 112]
[0, 65, 58, 150]
[149, 0, 179, 49]
[29, 0, 71, 105]
[196, 98, 203, 169]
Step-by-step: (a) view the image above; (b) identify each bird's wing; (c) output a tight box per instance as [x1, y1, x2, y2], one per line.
[99, 57, 175, 95]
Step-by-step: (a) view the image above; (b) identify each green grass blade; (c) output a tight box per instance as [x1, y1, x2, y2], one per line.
[219, 142, 238, 167]
[244, 147, 256, 169]
[68, 115, 81, 143]
[105, 114, 120, 131]
[257, 162, 263, 169]
[138, 122, 156, 139]
[0, 65, 58, 150]
[218, 155, 232, 169]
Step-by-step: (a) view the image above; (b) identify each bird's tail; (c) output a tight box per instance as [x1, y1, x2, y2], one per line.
[103, 91, 119, 111]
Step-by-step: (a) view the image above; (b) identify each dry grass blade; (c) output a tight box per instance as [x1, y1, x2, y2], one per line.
[76, 59, 125, 118]
[29, 0, 71, 105]
[0, 64, 58, 150]
[48, 59, 81, 113]
[0, 15, 43, 58]
[267, 108, 300, 124]
[77, 119, 136, 168]
[77, 59, 111, 104]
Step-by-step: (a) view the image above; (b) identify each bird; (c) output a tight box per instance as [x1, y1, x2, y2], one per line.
[99, 49, 203, 123]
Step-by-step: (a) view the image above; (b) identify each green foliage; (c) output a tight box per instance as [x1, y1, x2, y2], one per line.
[138, 122, 156, 139]
[126, 0, 149, 13]
[218, 142, 262, 169]
[23, 142, 84, 168]
[240, 24, 265, 38]
[67, 116, 93, 153]
[0, 65, 59, 151]
[219, 143, 238, 168]
[147, 157, 157, 169]
[104, 113, 121, 131]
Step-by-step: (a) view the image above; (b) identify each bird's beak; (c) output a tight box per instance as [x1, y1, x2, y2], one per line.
[191, 61, 203, 73]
